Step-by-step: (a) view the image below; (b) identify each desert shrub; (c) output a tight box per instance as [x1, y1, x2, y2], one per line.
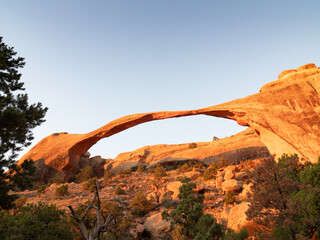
[118, 168, 132, 175]
[0, 202, 74, 240]
[52, 176, 66, 184]
[188, 142, 197, 149]
[75, 166, 95, 183]
[223, 228, 249, 240]
[175, 175, 185, 181]
[117, 214, 135, 239]
[153, 164, 167, 179]
[104, 168, 114, 178]
[72, 200, 97, 232]
[130, 191, 153, 216]
[177, 163, 193, 173]
[101, 201, 134, 239]
[195, 214, 224, 240]
[137, 164, 147, 173]
[193, 162, 206, 169]
[218, 158, 229, 168]
[82, 177, 97, 192]
[161, 198, 176, 209]
[12, 196, 27, 215]
[37, 185, 46, 195]
[225, 190, 236, 205]
[203, 164, 218, 180]
[115, 185, 124, 195]
[55, 184, 68, 197]
[131, 165, 138, 172]
[101, 201, 121, 218]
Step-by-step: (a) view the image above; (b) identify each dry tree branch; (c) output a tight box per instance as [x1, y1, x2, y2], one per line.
[68, 178, 115, 240]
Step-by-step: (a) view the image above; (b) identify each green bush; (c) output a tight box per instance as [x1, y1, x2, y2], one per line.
[188, 142, 198, 149]
[225, 190, 236, 205]
[195, 214, 224, 240]
[37, 185, 46, 195]
[115, 185, 124, 195]
[0, 202, 74, 240]
[223, 228, 249, 240]
[218, 158, 229, 168]
[55, 184, 68, 197]
[153, 164, 167, 179]
[130, 191, 153, 216]
[161, 198, 176, 209]
[75, 166, 95, 183]
[203, 164, 218, 180]
[82, 177, 97, 192]
[177, 163, 193, 173]
[12, 196, 27, 215]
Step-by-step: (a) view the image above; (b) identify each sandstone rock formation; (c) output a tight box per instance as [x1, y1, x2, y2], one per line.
[108, 127, 269, 174]
[18, 63, 320, 177]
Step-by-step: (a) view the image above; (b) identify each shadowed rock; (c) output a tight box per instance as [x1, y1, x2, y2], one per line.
[18, 63, 320, 175]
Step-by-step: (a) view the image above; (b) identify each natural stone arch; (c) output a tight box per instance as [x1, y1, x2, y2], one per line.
[18, 63, 320, 176]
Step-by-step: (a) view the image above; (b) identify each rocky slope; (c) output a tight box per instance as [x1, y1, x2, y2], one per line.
[18, 63, 320, 181]
[108, 128, 270, 173]
[16, 159, 261, 239]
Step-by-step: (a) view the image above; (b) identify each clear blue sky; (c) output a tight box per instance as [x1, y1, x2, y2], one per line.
[1, 1, 320, 159]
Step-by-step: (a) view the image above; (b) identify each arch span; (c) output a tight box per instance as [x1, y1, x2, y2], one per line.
[18, 63, 320, 174]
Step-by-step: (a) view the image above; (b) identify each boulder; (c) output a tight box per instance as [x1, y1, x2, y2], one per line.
[178, 170, 201, 180]
[147, 192, 158, 202]
[235, 172, 249, 181]
[222, 179, 243, 193]
[227, 201, 255, 232]
[130, 223, 144, 239]
[216, 176, 224, 189]
[239, 183, 253, 200]
[88, 155, 106, 177]
[166, 181, 182, 200]
[159, 191, 173, 203]
[144, 212, 170, 239]
[224, 167, 235, 180]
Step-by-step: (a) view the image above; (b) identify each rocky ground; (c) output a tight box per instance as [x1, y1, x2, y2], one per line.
[14, 158, 264, 239]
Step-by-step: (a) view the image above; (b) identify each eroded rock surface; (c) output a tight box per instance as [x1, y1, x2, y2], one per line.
[18, 63, 320, 177]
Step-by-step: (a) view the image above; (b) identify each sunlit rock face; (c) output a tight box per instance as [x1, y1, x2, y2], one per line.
[18, 63, 320, 178]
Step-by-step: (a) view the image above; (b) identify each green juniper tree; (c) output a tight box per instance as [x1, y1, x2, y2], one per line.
[0, 36, 48, 209]
[162, 177, 248, 240]
[246, 154, 320, 239]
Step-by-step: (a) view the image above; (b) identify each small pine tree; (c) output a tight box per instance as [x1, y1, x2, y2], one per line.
[0, 37, 48, 209]
[162, 177, 223, 239]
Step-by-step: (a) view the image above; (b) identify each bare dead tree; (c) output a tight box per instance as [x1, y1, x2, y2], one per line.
[68, 179, 116, 240]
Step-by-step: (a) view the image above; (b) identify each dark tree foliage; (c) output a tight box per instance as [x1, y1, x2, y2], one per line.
[0, 202, 74, 240]
[0, 36, 47, 209]
[162, 177, 206, 239]
[246, 154, 320, 240]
